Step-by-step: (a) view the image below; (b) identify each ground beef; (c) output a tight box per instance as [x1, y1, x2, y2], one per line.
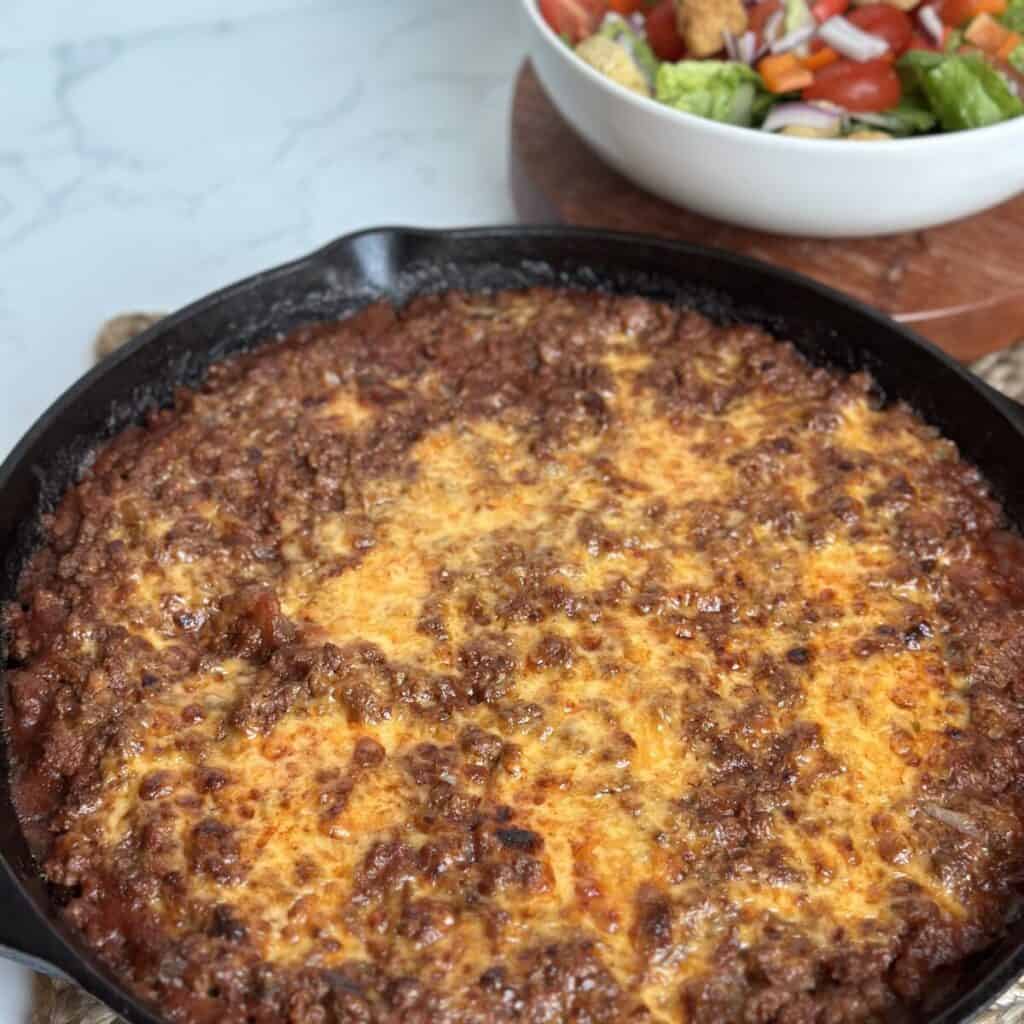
[5, 288, 1024, 1024]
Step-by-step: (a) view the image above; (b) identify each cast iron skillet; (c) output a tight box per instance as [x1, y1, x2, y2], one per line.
[1, 226, 1023, 1024]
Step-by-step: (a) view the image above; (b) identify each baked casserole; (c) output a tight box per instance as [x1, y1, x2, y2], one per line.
[5, 289, 1024, 1023]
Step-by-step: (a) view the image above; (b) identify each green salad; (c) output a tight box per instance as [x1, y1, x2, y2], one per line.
[541, 0, 1024, 138]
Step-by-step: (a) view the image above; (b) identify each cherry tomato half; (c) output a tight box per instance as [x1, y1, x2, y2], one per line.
[937, 0, 972, 24]
[847, 4, 914, 55]
[646, 0, 687, 60]
[802, 58, 902, 110]
[812, 0, 850, 21]
[539, 0, 607, 42]
[609, 0, 645, 12]
[748, 0, 783, 46]
[938, 0, 1005, 27]
[906, 29, 942, 49]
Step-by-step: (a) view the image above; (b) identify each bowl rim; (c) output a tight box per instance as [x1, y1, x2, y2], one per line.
[522, 0, 1024, 152]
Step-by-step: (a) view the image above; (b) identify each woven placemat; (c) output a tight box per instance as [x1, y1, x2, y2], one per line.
[26, 316, 1024, 1024]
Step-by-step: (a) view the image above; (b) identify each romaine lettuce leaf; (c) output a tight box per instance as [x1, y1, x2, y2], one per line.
[600, 15, 661, 83]
[898, 50, 1024, 130]
[852, 95, 938, 135]
[656, 61, 766, 126]
[900, 49, 944, 71]
[784, 0, 814, 37]
[999, 0, 1024, 32]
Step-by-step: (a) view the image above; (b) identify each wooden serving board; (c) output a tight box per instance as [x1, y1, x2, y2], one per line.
[510, 61, 1024, 362]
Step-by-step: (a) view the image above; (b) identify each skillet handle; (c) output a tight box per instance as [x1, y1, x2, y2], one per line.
[0, 861, 73, 980]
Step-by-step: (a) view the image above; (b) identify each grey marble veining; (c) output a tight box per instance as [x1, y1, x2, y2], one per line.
[0, 0, 522, 465]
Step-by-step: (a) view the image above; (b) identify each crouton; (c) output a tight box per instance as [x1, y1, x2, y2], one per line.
[576, 34, 652, 96]
[780, 123, 841, 138]
[675, 0, 748, 58]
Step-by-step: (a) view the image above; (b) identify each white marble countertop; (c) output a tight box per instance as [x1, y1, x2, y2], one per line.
[0, 0, 523, 463]
[0, 1, 524, 1018]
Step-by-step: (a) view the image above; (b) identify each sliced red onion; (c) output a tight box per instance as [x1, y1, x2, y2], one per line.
[762, 101, 845, 134]
[725, 26, 760, 63]
[738, 29, 759, 63]
[723, 27, 741, 60]
[763, 8, 785, 43]
[771, 23, 817, 52]
[819, 14, 890, 60]
[628, 11, 647, 33]
[918, 4, 944, 44]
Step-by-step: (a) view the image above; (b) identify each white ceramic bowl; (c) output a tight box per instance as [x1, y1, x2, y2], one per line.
[521, 0, 1024, 237]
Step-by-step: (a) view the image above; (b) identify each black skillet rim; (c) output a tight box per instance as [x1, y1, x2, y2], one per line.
[0, 224, 1022, 1024]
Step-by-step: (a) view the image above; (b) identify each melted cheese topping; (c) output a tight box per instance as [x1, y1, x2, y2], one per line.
[43, 298, 984, 1021]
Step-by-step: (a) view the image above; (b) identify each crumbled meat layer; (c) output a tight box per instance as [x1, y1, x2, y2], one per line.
[6, 289, 1024, 1024]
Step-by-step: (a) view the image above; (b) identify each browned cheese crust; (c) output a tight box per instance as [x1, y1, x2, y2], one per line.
[5, 290, 1024, 1024]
